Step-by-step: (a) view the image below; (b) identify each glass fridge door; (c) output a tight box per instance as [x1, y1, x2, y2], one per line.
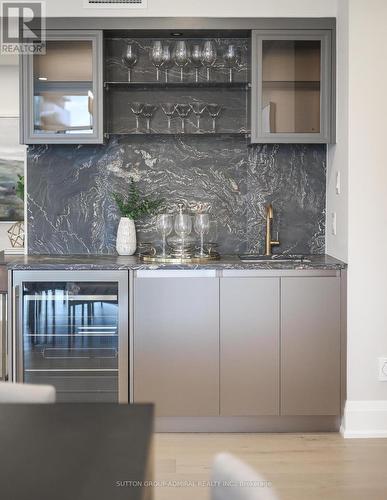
[21, 281, 121, 402]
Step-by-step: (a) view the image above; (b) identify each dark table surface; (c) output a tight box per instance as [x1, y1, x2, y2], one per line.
[0, 403, 154, 500]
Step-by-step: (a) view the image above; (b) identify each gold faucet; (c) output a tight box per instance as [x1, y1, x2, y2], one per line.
[265, 203, 280, 256]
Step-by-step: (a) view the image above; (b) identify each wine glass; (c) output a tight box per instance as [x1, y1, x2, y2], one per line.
[207, 103, 222, 132]
[190, 102, 207, 131]
[223, 44, 240, 82]
[191, 44, 202, 82]
[122, 43, 138, 83]
[141, 104, 158, 133]
[194, 213, 210, 257]
[156, 214, 173, 258]
[150, 41, 164, 81]
[161, 103, 176, 130]
[172, 41, 190, 82]
[201, 41, 217, 81]
[161, 44, 173, 83]
[175, 104, 192, 133]
[174, 211, 192, 239]
[130, 102, 144, 132]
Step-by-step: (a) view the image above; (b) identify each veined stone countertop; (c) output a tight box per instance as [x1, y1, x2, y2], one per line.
[1, 253, 346, 271]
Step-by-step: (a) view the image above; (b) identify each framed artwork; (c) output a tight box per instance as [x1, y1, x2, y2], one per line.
[0, 116, 25, 222]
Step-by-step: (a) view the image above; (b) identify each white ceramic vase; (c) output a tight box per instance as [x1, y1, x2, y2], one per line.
[116, 217, 137, 255]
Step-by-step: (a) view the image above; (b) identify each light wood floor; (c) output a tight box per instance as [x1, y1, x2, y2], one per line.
[153, 433, 387, 500]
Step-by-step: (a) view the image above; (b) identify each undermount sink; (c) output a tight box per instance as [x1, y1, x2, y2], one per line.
[238, 254, 311, 263]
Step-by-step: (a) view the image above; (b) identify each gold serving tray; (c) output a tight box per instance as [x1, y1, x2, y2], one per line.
[140, 255, 221, 264]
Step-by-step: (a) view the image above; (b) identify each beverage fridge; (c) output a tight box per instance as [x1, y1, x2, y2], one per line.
[10, 271, 128, 403]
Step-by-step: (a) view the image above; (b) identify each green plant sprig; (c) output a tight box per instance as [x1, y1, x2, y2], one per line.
[113, 179, 163, 220]
[16, 174, 24, 201]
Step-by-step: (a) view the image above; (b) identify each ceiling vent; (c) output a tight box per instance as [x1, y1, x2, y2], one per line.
[84, 0, 147, 8]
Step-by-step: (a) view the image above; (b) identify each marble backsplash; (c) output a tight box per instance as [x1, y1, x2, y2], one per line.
[26, 136, 326, 255]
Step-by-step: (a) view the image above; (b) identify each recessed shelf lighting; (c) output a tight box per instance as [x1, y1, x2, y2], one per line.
[38, 77, 48, 81]
[170, 32, 183, 37]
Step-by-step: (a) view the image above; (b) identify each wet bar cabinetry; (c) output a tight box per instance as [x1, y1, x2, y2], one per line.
[8, 264, 345, 428]
[132, 269, 343, 421]
[19, 19, 335, 144]
[11, 271, 128, 402]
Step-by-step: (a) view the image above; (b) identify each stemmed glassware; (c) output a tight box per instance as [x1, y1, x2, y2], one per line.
[223, 44, 240, 82]
[122, 43, 138, 83]
[201, 41, 217, 81]
[172, 41, 190, 82]
[130, 102, 144, 132]
[191, 44, 202, 83]
[194, 213, 210, 257]
[207, 103, 222, 132]
[190, 102, 207, 131]
[175, 104, 192, 133]
[161, 44, 173, 82]
[174, 208, 192, 246]
[161, 103, 176, 130]
[156, 214, 173, 258]
[151, 41, 164, 81]
[141, 104, 158, 133]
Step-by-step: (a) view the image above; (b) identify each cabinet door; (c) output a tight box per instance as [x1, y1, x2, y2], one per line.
[133, 274, 219, 417]
[20, 30, 103, 144]
[251, 30, 333, 143]
[220, 277, 280, 416]
[281, 276, 340, 415]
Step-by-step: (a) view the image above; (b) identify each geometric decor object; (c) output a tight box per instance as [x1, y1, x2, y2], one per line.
[7, 221, 25, 248]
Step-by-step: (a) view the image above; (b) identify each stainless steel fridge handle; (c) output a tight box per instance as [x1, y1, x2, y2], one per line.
[13, 285, 22, 382]
[0, 294, 7, 381]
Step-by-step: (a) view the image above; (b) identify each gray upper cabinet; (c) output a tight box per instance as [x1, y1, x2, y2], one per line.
[133, 273, 219, 417]
[20, 30, 103, 144]
[281, 276, 341, 415]
[251, 29, 334, 143]
[220, 277, 280, 416]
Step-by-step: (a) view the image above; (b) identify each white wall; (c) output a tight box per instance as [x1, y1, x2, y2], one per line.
[326, 0, 348, 262]
[0, 56, 21, 251]
[347, 0, 387, 400]
[340, 0, 387, 437]
[0, 65, 19, 117]
[44, 0, 337, 18]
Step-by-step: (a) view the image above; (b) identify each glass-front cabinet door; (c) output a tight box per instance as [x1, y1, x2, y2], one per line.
[12, 271, 128, 402]
[20, 30, 103, 144]
[251, 30, 333, 143]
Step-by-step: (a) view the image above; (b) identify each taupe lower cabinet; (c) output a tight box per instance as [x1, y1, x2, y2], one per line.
[220, 274, 341, 417]
[281, 276, 341, 415]
[133, 272, 219, 417]
[220, 278, 280, 416]
[133, 272, 341, 418]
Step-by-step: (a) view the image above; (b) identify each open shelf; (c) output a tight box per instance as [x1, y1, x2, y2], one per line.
[35, 80, 93, 92]
[104, 81, 250, 90]
[104, 36, 250, 139]
[104, 131, 250, 138]
[262, 80, 320, 90]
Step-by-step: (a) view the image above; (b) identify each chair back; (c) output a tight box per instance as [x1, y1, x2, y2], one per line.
[211, 452, 280, 500]
[0, 382, 56, 403]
